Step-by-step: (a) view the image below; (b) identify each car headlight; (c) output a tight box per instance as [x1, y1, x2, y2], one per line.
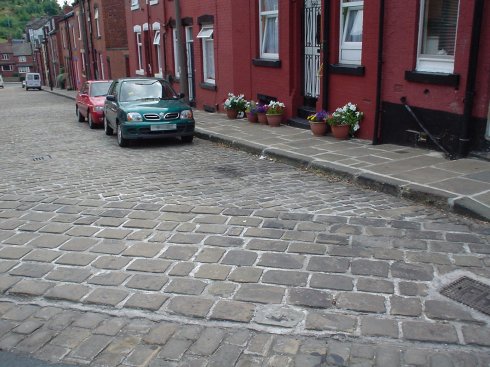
[127, 112, 143, 122]
[93, 106, 104, 112]
[180, 110, 193, 119]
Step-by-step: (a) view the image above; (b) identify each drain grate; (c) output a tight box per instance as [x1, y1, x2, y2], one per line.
[32, 154, 52, 162]
[440, 276, 490, 316]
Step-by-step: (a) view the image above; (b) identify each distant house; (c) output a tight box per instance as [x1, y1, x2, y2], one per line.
[0, 39, 34, 81]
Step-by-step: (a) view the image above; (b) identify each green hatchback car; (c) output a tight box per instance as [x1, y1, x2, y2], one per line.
[104, 77, 195, 147]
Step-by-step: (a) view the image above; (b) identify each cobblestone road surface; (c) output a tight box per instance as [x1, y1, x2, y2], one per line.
[0, 85, 489, 366]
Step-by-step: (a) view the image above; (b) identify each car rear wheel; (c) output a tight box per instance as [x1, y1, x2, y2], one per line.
[88, 112, 95, 129]
[76, 107, 85, 122]
[104, 117, 113, 136]
[181, 135, 194, 144]
[117, 124, 128, 147]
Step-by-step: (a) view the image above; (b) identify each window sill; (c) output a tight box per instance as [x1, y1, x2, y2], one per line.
[200, 82, 216, 91]
[404, 70, 460, 87]
[329, 64, 365, 76]
[135, 69, 145, 76]
[252, 59, 281, 68]
[131, 5, 139, 11]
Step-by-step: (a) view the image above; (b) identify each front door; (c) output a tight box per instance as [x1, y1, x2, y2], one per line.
[303, 0, 322, 106]
[185, 26, 195, 105]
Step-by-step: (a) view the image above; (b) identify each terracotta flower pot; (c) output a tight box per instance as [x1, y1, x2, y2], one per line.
[226, 109, 239, 119]
[310, 121, 327, 136]
[331, 124, 350, 140]
[257, 112, 268, 124]
[266, 114, 282, 127]
[247, 112, 258, 123]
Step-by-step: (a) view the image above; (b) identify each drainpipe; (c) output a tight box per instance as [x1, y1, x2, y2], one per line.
[174, 0, 189, 102]
[321, 0, 330, 111]
[458, 0, 484, 158]
[372, 0, 385, 145]
[79, 0, 91, 79]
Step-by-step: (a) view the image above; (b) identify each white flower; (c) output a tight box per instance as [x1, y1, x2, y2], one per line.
[349, 104, 357, 111]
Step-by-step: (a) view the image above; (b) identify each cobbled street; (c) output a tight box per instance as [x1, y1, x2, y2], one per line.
[0, 85, 489, 366]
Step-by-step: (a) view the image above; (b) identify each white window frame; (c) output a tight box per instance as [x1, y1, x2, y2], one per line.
[99, 53, 105, 79]
[339, 0, 363, 65]
[62, 26, 66, 48]
[149, 0, 159, 5]
[259, 0, 279, 59]
[77, 11, 82, 40]
[131, 0, 139, 11]
[94, 8, 101, 38]
[1, 54, 8, 60]
[18, 66, 30, 73]
[134, 25, 144, 75]
[197, 25, 215, 84]
[173, 28, 180, 78]
[153, 30, 162, 77]
[2, 65, 13, 71]
[18, 56, 26, 62]
[416, 0, 459, 74]
[71, 24, 77, 49]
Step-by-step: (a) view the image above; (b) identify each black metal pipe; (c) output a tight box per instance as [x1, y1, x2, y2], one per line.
[458, 0, 484, 157]
[401, 97, 454, 159]
[372, 0, 384, 145]
[321, 0, 330, 111]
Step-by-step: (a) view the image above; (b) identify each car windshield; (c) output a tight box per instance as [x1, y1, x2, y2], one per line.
[119, 80, 178, 102]
[90, 82, 112, 97]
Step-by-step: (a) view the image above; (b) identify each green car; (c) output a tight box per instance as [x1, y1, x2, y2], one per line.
[104, 77, 195, 147]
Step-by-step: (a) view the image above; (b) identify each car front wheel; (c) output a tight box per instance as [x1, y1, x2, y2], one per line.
[88, 112, 95, 129]
[117, 124, 128, 147]
[76, 107, 85, 122]
[104, 117, 113, 136]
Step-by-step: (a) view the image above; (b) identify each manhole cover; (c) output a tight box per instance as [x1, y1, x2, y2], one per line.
[440, 276, 490, 315]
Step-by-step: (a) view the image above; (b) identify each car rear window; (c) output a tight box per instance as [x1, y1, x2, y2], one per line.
[90, 82, 112, 97]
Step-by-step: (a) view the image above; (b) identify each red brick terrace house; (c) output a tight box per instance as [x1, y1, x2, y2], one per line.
[122, 0, 489, 157]
[69, 0, 129, 85]
[0, 41, 15, 79]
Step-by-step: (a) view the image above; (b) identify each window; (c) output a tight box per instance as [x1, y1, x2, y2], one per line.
[71, 24, 77, 49]
[197, 26, 215, 84]
[259, 0, 279, 59]
[1, 54, 8, 60]
[153, 30, 162, 76]
[99, 53, 105, 79]
[340, 0, 363, 64]
[417, 0, 459, 73]
[173, 28, 180, 78]
[136, 30, 143, 74]
[78, 12, 82, 40]
[62, 26, 66, 48]
[18, 66, 30, 73]
[18, 56, 26, 62]
[1, 65, 13, 71]
[94, 8, 101, 38]
[131, 0, 139, 11]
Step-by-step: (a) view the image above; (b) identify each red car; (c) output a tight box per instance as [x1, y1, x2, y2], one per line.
[76, 80, 112, 128]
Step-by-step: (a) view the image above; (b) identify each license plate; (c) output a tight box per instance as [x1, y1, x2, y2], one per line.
[151, 124, 176, 131]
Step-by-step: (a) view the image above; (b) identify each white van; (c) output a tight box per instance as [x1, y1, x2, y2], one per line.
[25, 73, 42, 91]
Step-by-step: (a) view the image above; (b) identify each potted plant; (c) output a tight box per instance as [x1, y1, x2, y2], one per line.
[307, 110, 329, 136]
[265, 100, 286, 127]
[224, 93, 247, 119]
[327, 102, 363, 139]
[245, 100, 258, 123]
[256, 103, 269, 124]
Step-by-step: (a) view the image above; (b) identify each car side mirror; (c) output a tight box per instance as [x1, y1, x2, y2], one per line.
[106, 95, 116, 102]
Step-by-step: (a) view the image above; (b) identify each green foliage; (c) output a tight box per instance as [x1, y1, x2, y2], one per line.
[0, 0, 61, 40]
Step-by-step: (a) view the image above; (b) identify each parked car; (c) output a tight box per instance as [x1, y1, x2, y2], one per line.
[104, 77, 195, 147]
[25, 73, 41, 90]
[76, 80, 112, 129]
[0, 75, 4, 88]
